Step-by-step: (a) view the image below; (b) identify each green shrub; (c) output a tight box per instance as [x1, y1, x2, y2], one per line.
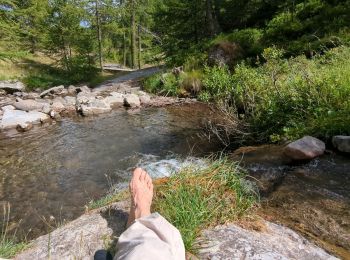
[143, 73, 163, 94]
[202, 66, 234, 102]
[225, 28, 264, 57]
[143, 72, 181, 96]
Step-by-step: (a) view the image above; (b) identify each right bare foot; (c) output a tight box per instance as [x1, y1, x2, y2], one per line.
[127, 168, 153, 226]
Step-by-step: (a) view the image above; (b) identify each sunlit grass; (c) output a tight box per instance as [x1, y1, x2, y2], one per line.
[153, 158, 259, 252]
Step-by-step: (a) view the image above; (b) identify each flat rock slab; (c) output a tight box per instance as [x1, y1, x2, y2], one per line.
[283, 136, 325, 160]
[332, 136, 350, 153]
[0, 81, 25, 94]
[16, 202, 129, 260]
[0, 109, 49, 130]
[197, 221, 338, 260]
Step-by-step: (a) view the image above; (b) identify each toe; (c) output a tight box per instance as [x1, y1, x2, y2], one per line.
[133, 168, 142, 181]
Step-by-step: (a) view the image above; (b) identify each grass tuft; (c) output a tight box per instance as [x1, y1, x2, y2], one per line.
[0, 203, 29, 258]
[153, 158, 259, 252]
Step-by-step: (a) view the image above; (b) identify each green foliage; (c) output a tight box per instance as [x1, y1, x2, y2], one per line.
[23, 73, 69, 90]
[214, 28, 264, 57]
[154, 158, 258, 252]
[201, 66, 234, 102]
[200, 46, 350, 142]
[143, 72, 181, 96]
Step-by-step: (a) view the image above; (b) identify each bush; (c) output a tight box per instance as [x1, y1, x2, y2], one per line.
[201, 66, 234, 102]
[143, 72, 181, 96]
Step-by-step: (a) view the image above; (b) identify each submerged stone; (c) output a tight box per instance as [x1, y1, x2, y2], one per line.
[332, 136, 350, 153]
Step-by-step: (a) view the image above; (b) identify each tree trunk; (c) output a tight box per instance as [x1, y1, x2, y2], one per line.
[138, 25, 141, 69]
[95, 0, 103, 71]
[123, 31, 127, 67]
[130, 0, 137, 69]
[206, 0, 221, 37]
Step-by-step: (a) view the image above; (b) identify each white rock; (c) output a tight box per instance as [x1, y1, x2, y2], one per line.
[23, 92, 40, 100]
[41, 103, 51, 114]
[13, 99, 45, 111]
[283, 136, 325, 160]
[332, 136, 350, 153]
[139, 95, 151, 105]
[77, 92, 96, 105]
[0, 110, 49, 130]
[81, 100, 111, 116]
[1, 105, 15, 111]
[16, 122, 33, 132]
[51, 101, 65, 113]
[77, 85, 91, 93]
[0, 81, 25, 94]
[67, 85, 77, 95]
[64, 96, 77, 106]
[124, 94, 141, 108]
[103, 93, 124, 108]
[40, 86, 65, 98]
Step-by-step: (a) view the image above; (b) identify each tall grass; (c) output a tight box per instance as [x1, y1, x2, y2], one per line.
[0, 203, 28, 258]
[153, 158, 259, 252]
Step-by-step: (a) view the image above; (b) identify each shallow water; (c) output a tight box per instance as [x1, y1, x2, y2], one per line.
[0, 103, 218, 239]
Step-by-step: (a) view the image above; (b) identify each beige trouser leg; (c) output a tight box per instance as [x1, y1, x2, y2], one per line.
[114, 213, 185, 260]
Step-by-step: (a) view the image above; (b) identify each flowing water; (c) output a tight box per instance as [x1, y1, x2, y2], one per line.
[0, 103, 219, 239]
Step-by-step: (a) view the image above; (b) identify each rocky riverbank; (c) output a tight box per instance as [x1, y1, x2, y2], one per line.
[0, 80, 196, 134]
[14, 196, 337, 260]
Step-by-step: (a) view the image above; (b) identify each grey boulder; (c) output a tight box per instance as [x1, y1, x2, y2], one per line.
[332, 136, 350, 153]
[197, 221, 338, 260]
[283, 136, 325, 160]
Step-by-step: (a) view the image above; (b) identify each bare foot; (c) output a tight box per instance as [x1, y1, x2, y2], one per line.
[127, 168, 153, 226]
